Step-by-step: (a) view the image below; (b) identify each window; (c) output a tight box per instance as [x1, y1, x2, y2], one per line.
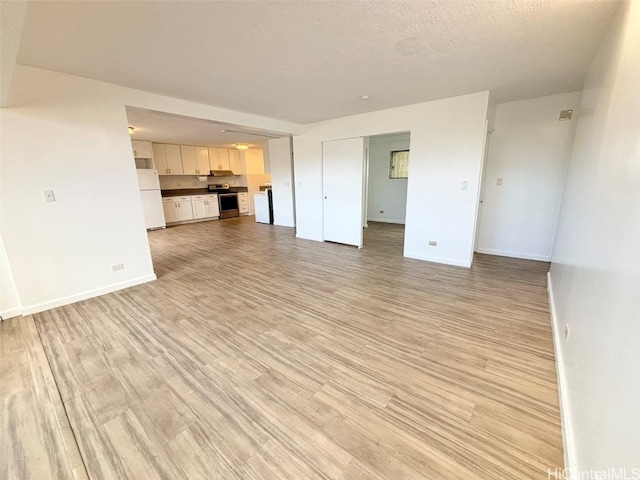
[390, 150, 409, 179]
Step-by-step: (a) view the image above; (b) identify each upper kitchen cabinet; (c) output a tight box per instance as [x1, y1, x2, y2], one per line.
[152, 143, 168, 174]
[180, 145, 197, 175]
[132, 140, 153, 159]
[153, 143, 183, 175]
[165, 144, 183, 175]
[195, 147, 210, 175]
[229, 149, 245, 174]
[207, 147, 219, 171]
[209, 148, 230, 170]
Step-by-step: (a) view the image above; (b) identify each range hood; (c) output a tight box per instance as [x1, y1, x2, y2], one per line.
[209, 170, 236, 177]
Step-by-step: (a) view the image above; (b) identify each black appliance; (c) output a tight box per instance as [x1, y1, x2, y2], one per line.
[218, 192, 239, 218]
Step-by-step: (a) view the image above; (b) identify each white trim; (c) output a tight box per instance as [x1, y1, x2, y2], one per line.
[404, 251, 471, 268]
[475, 247, 551, 262]
[367, 217, 405, 225]
[0, 307, 22, 320]
[20, 274, 157, 316]
[547, 272, 577, 472]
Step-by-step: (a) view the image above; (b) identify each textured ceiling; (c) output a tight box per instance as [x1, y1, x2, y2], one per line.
[17, 0, 620, 124]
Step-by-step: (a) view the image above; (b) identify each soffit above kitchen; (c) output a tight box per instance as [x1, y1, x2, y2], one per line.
[16, 0, 620, 124]
[126, 106, 284, 147]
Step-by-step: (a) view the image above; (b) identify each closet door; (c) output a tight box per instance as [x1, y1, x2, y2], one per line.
[322, 137, 365, 247]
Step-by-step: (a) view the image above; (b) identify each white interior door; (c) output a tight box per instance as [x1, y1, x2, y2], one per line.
[474, 122, 492, 252]
[322, 137, 365, 247]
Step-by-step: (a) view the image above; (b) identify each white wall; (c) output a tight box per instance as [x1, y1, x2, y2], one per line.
[0, 65, 299, 315]
[549, 1, 640, 472]
[0, 98, 22, 318]
[367, 132, 410, 224]
[0, 237, 20, 319]
[476, 92, 581, 261]
[293, 91, 489, 267]
[267, 137, 295, 227]
[242, 149, 271, 215]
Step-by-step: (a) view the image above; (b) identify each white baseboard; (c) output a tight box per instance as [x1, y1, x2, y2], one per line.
[295, 234, 323, 242]
[21, 274, 157, 316]
[404, 250, 471, 268]
[476, 247, 551, 262]
[547, 272, 577, 472]
[367, 217, 405, 225]
[0, 306, 22, 321]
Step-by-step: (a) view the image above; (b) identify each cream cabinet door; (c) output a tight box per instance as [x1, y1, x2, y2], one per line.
[195, 147, 209, 175]
[191, 196, 208, 219]
[218, 148, 230, 170]
[162, 200, 179, 223]
[207, 147, 219, 170]
[153, 143, 169, 175]
[164, 144, 183, 175]
[180, 146, 197, 175]
[132, 140, 153, 159]
[229, 149, 244, 174]
[205, 194, 220, 217]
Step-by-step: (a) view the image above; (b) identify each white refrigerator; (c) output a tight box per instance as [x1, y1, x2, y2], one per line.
[137, 169, 166, 230]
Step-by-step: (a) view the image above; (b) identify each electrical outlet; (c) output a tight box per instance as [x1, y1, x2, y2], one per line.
[428, 240, 437, 246]
[496, 178, 503, 186]
[379, 210, 384, 214]
[111, 263, 124, 272]
[564, 324, 570, 340]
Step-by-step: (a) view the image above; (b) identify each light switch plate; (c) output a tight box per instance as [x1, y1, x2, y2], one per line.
[43, 190, 56, 202]
[496, 178, 503, 186]
[461, 181, 468, 190]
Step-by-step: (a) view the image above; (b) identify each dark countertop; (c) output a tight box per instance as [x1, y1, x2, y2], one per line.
[161, 187, 248, 197]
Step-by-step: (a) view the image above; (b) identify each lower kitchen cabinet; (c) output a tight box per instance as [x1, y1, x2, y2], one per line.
[162, 196, 194, 223]
[238, 192, 249, 215]
[192, 195, 220, 219]
[204, 194, 220, 217]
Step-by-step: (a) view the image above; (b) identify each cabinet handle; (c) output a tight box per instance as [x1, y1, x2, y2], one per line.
[134, 150, 137, 157]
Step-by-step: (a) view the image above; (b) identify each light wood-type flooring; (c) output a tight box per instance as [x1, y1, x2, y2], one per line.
[2, 218, 563, 479]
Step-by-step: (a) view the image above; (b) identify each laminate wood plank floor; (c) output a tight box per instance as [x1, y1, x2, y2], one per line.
[11, 217, 563, 479]
[1, 315, 89, 480]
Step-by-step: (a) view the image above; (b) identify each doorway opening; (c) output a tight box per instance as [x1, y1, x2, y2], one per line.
[320, 131, 410, 256]
[363, 132, 410, 255]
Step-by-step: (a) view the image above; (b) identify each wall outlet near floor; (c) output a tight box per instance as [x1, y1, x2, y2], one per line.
[564, 324, 570, 340]
[428, 240, 437, 246]
[111, 263, 125, 272]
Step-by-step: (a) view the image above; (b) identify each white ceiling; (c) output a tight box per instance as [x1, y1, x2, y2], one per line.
[125, 107, 282, 147]
[16, 0, 620, 124]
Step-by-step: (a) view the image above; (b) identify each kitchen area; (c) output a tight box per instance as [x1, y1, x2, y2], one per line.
[128, 108, 276, 231]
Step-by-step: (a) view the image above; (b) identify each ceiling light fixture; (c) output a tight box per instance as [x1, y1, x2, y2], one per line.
[128, 126, 135, 134]
[235, 144, 249, 150]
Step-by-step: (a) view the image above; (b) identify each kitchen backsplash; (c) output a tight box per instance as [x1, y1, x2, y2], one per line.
[159, 175, 245, 190]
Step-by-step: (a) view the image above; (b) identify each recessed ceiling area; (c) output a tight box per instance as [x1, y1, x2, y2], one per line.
[125, 107, 287, 148]
[17, 1, 621, 123]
